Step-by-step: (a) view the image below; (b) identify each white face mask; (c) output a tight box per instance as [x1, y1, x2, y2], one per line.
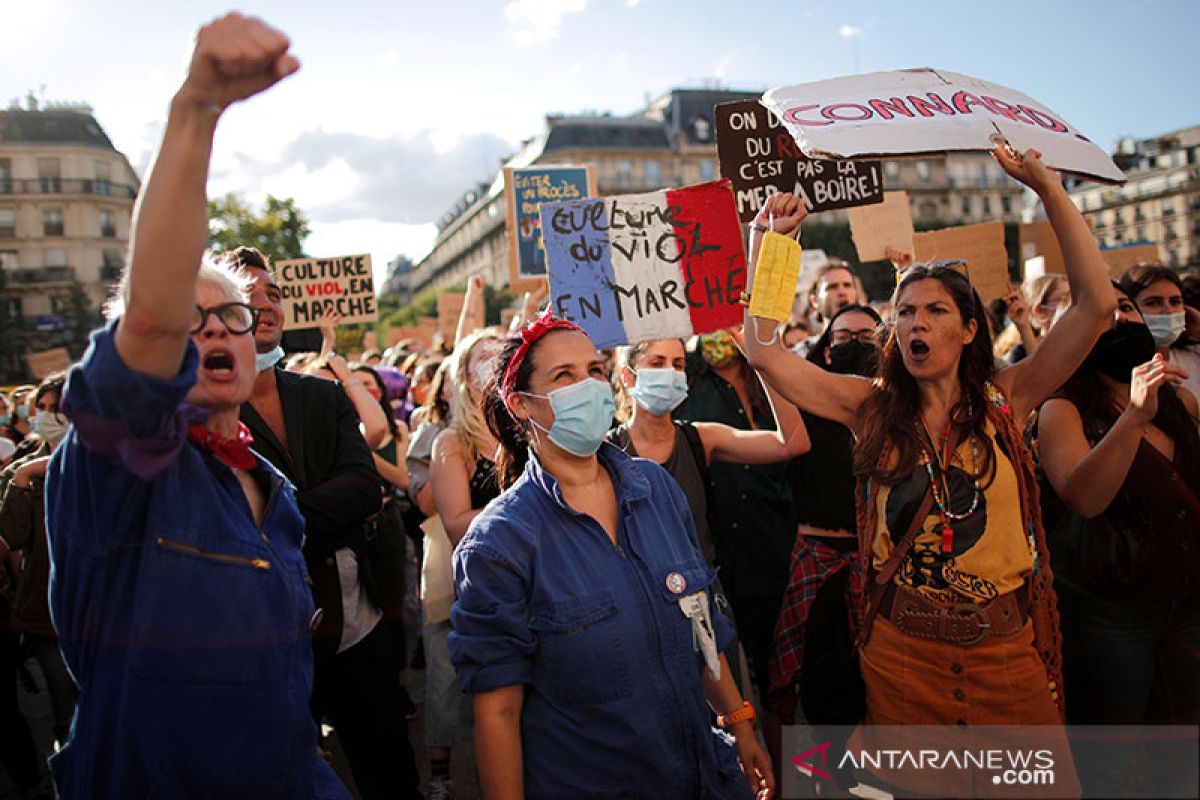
[34, 410, 69, 448]
[1143, 312, 1186, 348]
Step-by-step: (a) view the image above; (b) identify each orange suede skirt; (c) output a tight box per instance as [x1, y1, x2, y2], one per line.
[846, 617, 1080, 797]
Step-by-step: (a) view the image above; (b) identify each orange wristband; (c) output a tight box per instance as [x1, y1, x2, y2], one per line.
[717, 700, 755, 729]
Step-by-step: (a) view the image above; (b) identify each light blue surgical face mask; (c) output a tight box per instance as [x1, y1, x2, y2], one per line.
[629, 366, 688, 416]
[256, 345, 285, 373]
[16, 404, 29, 421]
[1143, 312, 1186, 348]
[523, 378, 616, 457]
[0, 414, 9, 426]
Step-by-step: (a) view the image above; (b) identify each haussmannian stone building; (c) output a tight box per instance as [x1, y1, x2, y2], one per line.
[0, 97, 139, 349]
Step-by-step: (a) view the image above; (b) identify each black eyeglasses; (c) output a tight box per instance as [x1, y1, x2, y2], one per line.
[191, 302, 259, 335]
[830, 327, 883, 347]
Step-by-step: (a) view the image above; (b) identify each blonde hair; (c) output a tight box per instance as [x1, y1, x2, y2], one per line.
[448, 329, 502, 458]
[104, 254, 252, 321]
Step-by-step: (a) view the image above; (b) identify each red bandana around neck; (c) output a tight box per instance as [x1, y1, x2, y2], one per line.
[187, 423, 257, 471]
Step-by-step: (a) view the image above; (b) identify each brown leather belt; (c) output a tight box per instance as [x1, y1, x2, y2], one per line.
[879, 583, 1030, 647]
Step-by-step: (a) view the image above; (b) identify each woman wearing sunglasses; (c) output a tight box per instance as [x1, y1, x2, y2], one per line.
[742, 146, 1111, 795]
[43, 15, 347, 799]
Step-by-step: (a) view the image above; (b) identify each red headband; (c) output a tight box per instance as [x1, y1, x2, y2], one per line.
[500, 312, 584, 402]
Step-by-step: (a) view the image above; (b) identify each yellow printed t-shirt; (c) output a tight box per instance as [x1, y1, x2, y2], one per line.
[871, 419, 1032, 604]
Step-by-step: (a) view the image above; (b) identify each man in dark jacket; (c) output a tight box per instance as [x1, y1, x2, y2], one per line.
[235, 247, 420, 799]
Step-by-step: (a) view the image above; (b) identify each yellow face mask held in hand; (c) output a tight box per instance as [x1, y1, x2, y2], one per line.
[748, 229, 802, 345]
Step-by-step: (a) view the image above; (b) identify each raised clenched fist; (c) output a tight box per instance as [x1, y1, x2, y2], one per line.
[179, 12, 299, 111]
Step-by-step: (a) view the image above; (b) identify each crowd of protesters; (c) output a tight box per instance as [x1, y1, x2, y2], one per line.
[1, 11, 1199, 800]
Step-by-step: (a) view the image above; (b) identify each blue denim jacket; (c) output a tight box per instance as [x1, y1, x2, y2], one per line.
[449, 444, 753, 799]
[45, 323, 347, 799]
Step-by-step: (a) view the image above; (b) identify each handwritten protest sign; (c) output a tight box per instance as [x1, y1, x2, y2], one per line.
[437, 291, 465, 344]
[539, 180, 746, 348]
[847, 191, 914, 262]
[715, 100, 883, 222]
[914, 221, 1010, 302]
[762, 68, 1125, 184]
[24, 347, 71, 380]
[505, 165, 597, 293]
[274, 254, 377, 330]
[1101, 243, 1160, 280]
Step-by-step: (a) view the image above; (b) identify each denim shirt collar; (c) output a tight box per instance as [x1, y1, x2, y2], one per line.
[523, 441, 651, 511]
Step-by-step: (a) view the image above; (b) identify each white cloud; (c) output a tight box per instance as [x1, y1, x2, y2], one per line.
[504, 0, 588, 45]
[626, 0, 642, 7]
[374, 48, 400, 68]
[838, 24, 865, 39]
[713, 51, 735, 80]
[305, 219, 439, 287]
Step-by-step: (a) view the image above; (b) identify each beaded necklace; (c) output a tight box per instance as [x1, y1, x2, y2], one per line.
[917, 412, 982, 554]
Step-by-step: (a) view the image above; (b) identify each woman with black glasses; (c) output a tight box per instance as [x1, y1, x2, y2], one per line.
[44, 15, 347, 798]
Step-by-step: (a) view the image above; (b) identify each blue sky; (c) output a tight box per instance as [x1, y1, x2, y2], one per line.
[4, 0, 1198, 284]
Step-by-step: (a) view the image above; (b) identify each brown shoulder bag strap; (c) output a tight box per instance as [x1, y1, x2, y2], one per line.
[854, 485, 935, 650]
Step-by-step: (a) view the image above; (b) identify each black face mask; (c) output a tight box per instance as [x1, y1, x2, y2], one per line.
[827, 340, 879, 377]
[1087, 321, 1157, 383]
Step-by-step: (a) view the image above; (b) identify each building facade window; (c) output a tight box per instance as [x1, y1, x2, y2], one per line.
[0, 208, 15, 238]
[0, 158, 11, 193]
[644, 159, 662, 187]
[919, 201, 938, 219]
[94, 160, 112, 195]
[885, 161, 900, 181]
[45, 248, 66, 266]
[1163, 199, 1176, 217]
[1001, 196, 1012, 216]
[0, 249, 17, 269]
[612, 159, 634, 187]
[37, 158, 62, 193]
[915, 161, 931, 183]
[982, 196, 992, 216]
[960, 196, 972, 218]
[100, 209, 116, 237]
[43, 208, 64, 236]
[699, 159, 715, 182]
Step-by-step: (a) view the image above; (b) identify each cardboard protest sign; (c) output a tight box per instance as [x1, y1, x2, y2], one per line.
[25, 347, 71, 380]
[538, 180, 746, 348]
[1019, 218, 1094, 277]
[437, 291, 465, 344]
[274, 254, 377, 330]
[847, 191, 914, 262]
[416, 316, 438, 351]
[505, 165, 597, 293]
[715, 100, 883, 222]
[913, 221, 1010, 302]
[1100, 243, 1160, 280]
[387, 326, 420, 347]
[762, 68, 1125, 184]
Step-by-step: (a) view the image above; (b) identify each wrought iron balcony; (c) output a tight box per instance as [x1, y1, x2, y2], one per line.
[5, 266, 76, 284]
[0, 178, 137, 200]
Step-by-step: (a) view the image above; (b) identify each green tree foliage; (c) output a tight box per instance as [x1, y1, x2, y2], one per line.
[207, 194, 311, 262]
[381, 281, 516, 332]
[63, 281, 101, 359]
